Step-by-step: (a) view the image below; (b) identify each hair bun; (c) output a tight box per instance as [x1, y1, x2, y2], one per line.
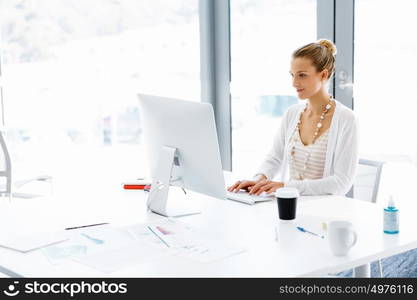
[317, 39, 337, 55]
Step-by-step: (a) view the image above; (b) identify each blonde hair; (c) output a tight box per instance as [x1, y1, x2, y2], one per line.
[292, 39, 337, 80]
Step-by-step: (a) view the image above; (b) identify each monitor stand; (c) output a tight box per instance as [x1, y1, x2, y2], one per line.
[147, 146, 201, 217]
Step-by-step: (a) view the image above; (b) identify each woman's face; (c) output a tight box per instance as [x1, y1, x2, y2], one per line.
[290, 57, 327, 100]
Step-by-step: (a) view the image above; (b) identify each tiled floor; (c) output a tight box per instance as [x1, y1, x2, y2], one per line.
[338, 248, 417, 278]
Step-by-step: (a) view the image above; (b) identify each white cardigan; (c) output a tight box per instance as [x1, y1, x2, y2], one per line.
[255, 99, 358, 196]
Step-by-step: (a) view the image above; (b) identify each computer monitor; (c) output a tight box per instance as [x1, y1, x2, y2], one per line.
[138, 94, 227, 217]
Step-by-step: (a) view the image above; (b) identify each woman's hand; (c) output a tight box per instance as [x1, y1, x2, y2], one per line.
[227, 180, 258, 193]
[248, 181, 284, 195]
[227, 175, 267, 193]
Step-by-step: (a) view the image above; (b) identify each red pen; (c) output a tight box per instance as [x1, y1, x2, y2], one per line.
[123, 184, 147, 190]
[122, 179, 151, 190]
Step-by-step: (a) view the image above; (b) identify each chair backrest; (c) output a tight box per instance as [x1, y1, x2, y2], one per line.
[348, 158, 385, 203]
[0, 130, 12, 195]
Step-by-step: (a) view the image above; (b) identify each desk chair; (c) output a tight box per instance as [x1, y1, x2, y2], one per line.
[0, 131, 52, 199]
[349, 158, 384, 203]
[348, 158, 385, 277]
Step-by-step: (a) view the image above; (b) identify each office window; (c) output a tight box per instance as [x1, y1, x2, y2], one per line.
[0, 0, 200, 179]
[354, 0, 417, 164]
[230, 0, 316, 175]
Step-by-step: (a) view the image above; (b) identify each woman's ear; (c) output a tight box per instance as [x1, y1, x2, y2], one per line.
[321, 69, 329, 82]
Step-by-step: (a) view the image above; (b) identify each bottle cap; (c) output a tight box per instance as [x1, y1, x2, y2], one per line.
[388, 195, 395, 208]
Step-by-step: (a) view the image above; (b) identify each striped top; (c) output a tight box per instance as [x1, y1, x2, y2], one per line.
[289, 128, 329, 180]
[256, 99, 358, 195]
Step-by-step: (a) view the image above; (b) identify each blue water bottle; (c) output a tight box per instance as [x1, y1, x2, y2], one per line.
[383, 195, 399, 234]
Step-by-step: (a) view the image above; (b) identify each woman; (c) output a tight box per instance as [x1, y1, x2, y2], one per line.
[228, 39, 358, 196]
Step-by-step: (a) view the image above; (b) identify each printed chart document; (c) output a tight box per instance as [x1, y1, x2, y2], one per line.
[42, 225, 169, 273]
[173, 240, 246, 263]
[42, 226, 132, 264]
[126, 219, 246, 263]
[42, 220, 246, 273]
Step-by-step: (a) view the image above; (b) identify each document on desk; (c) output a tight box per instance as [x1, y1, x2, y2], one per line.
[173, 239, 246, 263]
[61, 220, 245, 273]
[0, 231, 68, 253]
[125, 219, 246, 263]
[42, 225, 170, 273]
[42, 225, 136, 265]
[124, 219, 196, 248]
[72, 241, 169, 273]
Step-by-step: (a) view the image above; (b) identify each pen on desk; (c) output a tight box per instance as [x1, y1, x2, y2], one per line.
[65, 222, 109, 231]
[147, 226, 170, 248]
[296, 226, 325, 239]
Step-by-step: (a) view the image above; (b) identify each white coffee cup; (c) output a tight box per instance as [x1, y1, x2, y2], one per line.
[327, 220, 357, 256]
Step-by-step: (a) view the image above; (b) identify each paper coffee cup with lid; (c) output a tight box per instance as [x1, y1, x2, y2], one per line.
[275, 187, 299, 220]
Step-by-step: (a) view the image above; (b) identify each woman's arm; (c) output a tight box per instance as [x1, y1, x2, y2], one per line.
[285, 114, 359, 196]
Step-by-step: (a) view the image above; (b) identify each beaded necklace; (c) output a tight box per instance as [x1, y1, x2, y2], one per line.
[290, 96, 334, 180]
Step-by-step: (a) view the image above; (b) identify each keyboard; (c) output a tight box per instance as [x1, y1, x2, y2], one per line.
[226, 190, 275, 205]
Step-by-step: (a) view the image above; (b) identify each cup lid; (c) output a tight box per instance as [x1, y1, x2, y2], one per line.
[275, 187, 299, 199]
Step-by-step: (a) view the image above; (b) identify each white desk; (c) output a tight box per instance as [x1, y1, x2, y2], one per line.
[0, 179, 416, 278]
